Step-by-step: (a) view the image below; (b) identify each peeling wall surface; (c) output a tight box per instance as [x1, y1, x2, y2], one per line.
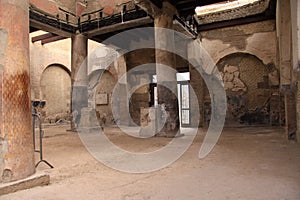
[94, 70, 117, 126]
[214, 53, 282, 126]
[200, 20, 281, 126]
[201, 20, 277, 66]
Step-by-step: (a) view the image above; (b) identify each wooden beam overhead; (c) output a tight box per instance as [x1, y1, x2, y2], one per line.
[31, 33, 57, 43]
[30, 26, 40, 33]
[41, 35, 66, 45]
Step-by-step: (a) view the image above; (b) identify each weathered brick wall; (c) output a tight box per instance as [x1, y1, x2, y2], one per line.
[201, 20, 277, 66]
[199, 20, 280, 126]
[216, 53, 282, 125]
[94, 70, 117, 125]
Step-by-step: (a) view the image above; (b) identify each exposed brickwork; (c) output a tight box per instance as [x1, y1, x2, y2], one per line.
[201, 20, 277, 66]
[202, 53, 282, 125]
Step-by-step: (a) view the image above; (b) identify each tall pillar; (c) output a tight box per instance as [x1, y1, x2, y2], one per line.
[277, 0, 297, 139]
[116, 53, 130, 126]
[291, 0, 300, 142]
[155, 1, 180, 137]
[71, 33, 88, 130]
[0, 0, 35, 182]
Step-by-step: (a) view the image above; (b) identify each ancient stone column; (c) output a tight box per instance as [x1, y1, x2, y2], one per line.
[71, 33, 88, 130]
[277, 0, 297, 139]
[116, 52, 130, 126]
[0, 0, 35, 182]
[155, 1, 180, 137]
[290, 0, 300, 142]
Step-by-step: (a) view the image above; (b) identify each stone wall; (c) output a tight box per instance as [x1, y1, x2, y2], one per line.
[30, 31, 100, 122]
[40, 65, 71, 122]
[201, 20, 277, 66]
[30, 31, 72, 100]
[199, 20, 281, 126]
[94, 70, 117, 126]
[214, 53, 282, 126]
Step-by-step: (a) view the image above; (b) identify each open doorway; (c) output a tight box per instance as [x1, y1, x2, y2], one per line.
[150, 72, 191, 127]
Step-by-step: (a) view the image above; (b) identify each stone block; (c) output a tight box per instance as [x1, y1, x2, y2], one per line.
[79, 107, 99, 128]
[0, 172, 50, 196]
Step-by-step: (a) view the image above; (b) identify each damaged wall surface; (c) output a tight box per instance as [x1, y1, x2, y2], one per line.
[199, 20, 280, 126]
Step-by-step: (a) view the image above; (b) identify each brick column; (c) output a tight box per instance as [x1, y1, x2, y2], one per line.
[0, 0, 35, 182]
[70, 33, 88, 131]
[155, 1, 180, 137]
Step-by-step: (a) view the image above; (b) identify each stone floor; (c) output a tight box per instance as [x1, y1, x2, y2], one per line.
[1, 125, 300, 200]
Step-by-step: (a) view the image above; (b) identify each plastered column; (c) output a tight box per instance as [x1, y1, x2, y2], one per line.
[277, 0, 297, 139]
[0, 0, 35, 182]
[291, 0, 300, 142]
[71, 33, 88, 130]
[155, 1, 180, 137]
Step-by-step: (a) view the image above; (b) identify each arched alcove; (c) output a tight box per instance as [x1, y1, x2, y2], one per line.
[204, 53, 284, 126]
[90, 69, 118, 126]
[40, 64, 71, 122]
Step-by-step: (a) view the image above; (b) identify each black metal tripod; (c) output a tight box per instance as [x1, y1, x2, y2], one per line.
[32, 104, 53, 169]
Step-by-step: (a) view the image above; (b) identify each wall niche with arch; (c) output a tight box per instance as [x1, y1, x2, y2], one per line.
[204, 53, 284, 126]
[40, 64, 71, 123]
[89, 69, 118, 127]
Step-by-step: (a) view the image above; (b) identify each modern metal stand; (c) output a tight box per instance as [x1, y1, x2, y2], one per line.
[32, 107, 54, 169]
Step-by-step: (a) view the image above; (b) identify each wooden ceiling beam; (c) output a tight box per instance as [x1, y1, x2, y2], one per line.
[41, 35, 66, 45]
[31, 32, 56, 43]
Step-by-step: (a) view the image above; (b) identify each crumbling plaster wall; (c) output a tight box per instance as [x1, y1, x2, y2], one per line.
[88, 46, 128, 127]
[201, 20, 277, 67]
[198, 20, 279, 126]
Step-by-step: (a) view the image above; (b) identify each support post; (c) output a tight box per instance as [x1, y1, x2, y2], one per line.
[277, 0, 297, 139]
[70, 33, 88, 131]
[155, 1, 180, 137]
[0, 0, 35, 183]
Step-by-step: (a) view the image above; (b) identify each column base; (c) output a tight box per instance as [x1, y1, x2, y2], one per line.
[0, 172, 50, 196]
